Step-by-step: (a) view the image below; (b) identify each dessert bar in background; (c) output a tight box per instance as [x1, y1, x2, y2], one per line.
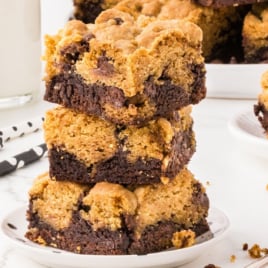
[26, 170, 210, 255]
[72, 0, 248, 62]
[254, 70, 268, 134]
[72, 0, 268, 63]
[196, 0, 266, 8]
[242, 3, 268, 63]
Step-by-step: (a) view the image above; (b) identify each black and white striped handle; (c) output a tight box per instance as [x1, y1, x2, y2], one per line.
[0, 117, 44, 148]
[0, 143, 47, 176]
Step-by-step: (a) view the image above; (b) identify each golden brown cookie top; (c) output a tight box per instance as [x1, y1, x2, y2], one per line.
[82, 182, 138, 231]
[29, 173, 87, 230]
[44, 8, 203, 97]
[44, 106, 118, 165]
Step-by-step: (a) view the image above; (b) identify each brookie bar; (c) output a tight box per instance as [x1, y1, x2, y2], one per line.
[43, 9, 206, 125]
[44, 106, 195, 185]
[25, 169, 210, 255]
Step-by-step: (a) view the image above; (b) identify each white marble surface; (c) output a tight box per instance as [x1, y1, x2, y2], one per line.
[1, 97, 268, 268]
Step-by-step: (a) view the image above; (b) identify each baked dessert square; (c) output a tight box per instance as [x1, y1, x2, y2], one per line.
[71, 0, 246, 62]
[25, 169, 210, 255]
[254, 70, 268, 134]
[44, 105, 196, 185]
[156, 0, 247, 62]
[43, 8, 206, 125]
[242, 3, 268, 63]
[73, 0, 165, 23]
[195, 0, 266, 8]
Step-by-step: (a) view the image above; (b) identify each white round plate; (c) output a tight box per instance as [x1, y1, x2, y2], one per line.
[1, 206, 230, 268]
[228, 109, 268, 159]
[206, 64, 267, 99]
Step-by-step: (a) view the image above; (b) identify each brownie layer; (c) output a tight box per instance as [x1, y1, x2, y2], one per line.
[44, 72, 204, 125]
[25, 170, 210, 255]
[44, 106, 195, 185]
[26, 207, 209, 255]
[73, 0, 124, 23]
[48, 126, 194, 185]
[73, 0, 104, 23]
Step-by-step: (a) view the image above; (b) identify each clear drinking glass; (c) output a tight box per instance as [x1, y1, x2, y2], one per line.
[0, 0, 41, 109]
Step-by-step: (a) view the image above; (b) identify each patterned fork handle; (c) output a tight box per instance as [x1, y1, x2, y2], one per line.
[0, 143, 47, 176]
[245, 255, 268, 268]
[0, 117, 44, 148]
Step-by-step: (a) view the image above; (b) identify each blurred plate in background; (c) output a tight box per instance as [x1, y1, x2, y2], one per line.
[206, 64, 267, 99]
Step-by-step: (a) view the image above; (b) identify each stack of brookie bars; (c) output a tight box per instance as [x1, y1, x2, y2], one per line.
[24, 3, 212, 255]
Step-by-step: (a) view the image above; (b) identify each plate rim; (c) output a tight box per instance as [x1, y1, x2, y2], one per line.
[1, 205, 230, 267]
[228, 108, 268, 147]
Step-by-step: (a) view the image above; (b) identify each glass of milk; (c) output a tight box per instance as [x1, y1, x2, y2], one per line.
[0, 0, 41, 109]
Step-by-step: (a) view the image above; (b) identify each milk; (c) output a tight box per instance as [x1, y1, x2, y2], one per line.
[0, 0, 41, 107]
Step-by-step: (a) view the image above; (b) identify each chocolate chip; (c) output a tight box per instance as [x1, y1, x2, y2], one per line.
[114, 17, 124, 25]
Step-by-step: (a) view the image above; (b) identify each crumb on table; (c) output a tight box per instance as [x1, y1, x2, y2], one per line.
[248, 244, 268, 259]
[243, 243, 248, 251]
[230, 254, 236, 263]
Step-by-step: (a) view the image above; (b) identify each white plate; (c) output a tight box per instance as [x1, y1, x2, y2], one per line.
[206, 64, 267, 99]
[1, 206, 230, 268]
[228, 109, 268, 158]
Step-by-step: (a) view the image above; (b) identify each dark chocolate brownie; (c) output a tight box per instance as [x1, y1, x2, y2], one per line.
[73, 0, 105, 23]
[27, 209, 209, 255]
[44, 72, 205, 126]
